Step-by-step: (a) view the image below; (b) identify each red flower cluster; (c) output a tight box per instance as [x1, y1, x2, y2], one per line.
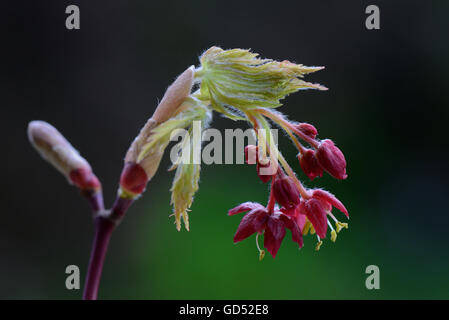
[230, 179, 348, 258]
[230, 114, 349, 259]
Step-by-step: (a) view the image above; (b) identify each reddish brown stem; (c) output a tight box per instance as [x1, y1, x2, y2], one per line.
[108, 197, 134, 223]
[82, 196, 134, 300]
[82, 216, 115, 300]
[82, 190, 104, 213]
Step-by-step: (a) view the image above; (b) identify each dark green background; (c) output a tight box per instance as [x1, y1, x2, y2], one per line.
[1, 0, 448, 299]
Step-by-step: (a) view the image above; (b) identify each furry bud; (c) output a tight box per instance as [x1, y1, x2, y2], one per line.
[28, 120, 100, 191]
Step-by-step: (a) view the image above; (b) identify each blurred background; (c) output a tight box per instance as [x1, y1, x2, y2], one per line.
[1, 0, 448, 299]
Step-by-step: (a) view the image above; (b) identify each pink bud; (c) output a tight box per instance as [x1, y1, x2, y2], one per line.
[119, 162, 148, 196]
[298, 149, 323, 180]
[297, 123, 318, 139]
[272, 174, 301, 209]
[315, 139, 347, 180]
[28, 120, 101, 191]
[151, 66, 195, 123]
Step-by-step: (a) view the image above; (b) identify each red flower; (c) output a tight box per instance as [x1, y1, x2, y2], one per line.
[297, 189, 348, 239]
[272, 173, 301, 209]
[315, 139, 347, 180]
[229, 202, 267, 242]
[229, 202, 303, 257]
[244, 145, 274, 183]
[298, 149, 323, 181]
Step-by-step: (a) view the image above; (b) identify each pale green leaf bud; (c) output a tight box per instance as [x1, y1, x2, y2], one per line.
[28, 121, 91, 182]
[195, 46, 326, 119]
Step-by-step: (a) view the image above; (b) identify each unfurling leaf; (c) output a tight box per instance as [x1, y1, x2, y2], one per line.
[170, 146, 201, 231]
[196, 47, 326, 120]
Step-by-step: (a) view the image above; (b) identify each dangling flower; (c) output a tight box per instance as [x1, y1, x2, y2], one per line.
[298, 148, 323, 181]
[315, 139, 348, 180]
[229, 202, 303, 258]
[272, 171, 301, 210]
[297, 189, 348, 240]
[229, 202, 268, 243]
[296, 123, 318, 140]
